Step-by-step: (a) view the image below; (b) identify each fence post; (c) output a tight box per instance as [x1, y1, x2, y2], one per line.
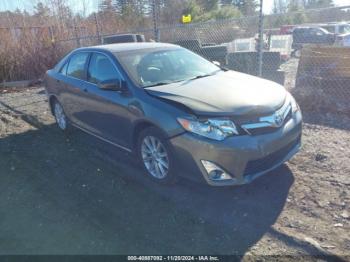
[257, 0, 264, 77]
[94, 13, 101, 44]
[48, 26, 55, 45]
[152, 0, 160, 42]
[73, 20, 81, 48]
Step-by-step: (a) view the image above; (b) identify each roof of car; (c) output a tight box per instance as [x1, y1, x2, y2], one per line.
[294, 26, 320, 29]
[80, 42, 179, 53]
[293, 26, 329, 32]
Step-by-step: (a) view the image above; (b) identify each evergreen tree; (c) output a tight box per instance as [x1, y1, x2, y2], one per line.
[272, 0, 288, 14]
[196, 0, 219, 12]
[34, 2, 51, 18]
[232, 0, 258, 16]
[303, 0, 334, 9]
[98, 0, 117, 13]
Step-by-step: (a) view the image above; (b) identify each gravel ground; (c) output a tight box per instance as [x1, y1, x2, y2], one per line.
[0, 87, 349, 260]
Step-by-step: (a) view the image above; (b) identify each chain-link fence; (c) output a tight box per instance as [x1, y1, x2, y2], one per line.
[1, 4, 350, 115]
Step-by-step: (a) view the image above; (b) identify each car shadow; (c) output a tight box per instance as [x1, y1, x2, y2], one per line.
[0, 124, 295, 255]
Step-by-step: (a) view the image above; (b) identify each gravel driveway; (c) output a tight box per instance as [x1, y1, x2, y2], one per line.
[0, 87, 349, 260]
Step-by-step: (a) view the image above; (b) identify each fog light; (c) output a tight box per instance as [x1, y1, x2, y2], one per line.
[201, 160, 232, 181]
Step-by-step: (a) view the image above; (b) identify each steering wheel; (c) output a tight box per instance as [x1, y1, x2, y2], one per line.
[140, 66, 163, 84]
[147, 66, 161, 71]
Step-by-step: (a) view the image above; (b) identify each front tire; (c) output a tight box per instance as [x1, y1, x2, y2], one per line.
[137, 127, 177, 185]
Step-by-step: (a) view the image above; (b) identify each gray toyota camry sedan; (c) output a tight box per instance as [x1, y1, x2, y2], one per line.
[44, 42, 302, 186]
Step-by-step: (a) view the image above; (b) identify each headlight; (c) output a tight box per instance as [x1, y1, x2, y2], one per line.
[177, 117, 239, 141]
[289, 93, 300, 113]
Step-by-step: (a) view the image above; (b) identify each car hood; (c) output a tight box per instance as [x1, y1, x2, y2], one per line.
[146, 71, 287, 117]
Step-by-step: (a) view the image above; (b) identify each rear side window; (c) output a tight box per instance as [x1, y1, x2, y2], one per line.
[293, 29, 305, 37]
[67, 52, 89, 80]
[322, 26, 335, 33]
[87, 53, 121, 84]
[310, 28, 324, 36]
[339, 25, 350, 34]
[59, 62, 68, 75]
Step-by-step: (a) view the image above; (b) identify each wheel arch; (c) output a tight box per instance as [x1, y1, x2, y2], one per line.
[48, 95, 58, 115]
[132, 120, 168, 151]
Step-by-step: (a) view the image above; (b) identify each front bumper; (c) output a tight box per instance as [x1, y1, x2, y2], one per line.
[170, 111, 302, 186]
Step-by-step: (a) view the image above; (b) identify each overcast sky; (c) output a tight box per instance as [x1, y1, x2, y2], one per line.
[263, 0, 350, 13]
[1, 0, 349, 15]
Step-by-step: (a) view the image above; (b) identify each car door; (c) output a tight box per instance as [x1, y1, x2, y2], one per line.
[293, 29, 305, 45]
[61, 52, 91, 127]
[49, 59, 69, 101]
[77, 52, 133, 149]
[310, 28, 327, 44]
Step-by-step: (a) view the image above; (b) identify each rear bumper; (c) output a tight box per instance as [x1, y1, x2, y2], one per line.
[170, 111, 302, 186]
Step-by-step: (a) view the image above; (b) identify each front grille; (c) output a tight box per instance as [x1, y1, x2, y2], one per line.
[244, 135, 300, 176]
[246, 109, 292, 136]
[246, 126, 278, 136]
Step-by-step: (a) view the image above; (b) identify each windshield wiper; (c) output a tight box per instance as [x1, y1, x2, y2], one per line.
[143, 70, 222, 88]
[143, 79, 188, 88]
[188, 70, 222, 81]
[143, 82, 171, 88]
[190, 74, 212, 80]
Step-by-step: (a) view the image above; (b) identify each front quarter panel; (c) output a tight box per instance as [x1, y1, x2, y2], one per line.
[131, 88, 188, 139]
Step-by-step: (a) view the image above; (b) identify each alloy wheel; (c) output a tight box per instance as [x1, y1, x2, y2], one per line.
[141, 136, 169, 179]
[54, 102, 67, 130]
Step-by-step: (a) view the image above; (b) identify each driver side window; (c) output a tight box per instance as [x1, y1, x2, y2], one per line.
[88, 53, 121, 84]
[311, 28, 324, 36]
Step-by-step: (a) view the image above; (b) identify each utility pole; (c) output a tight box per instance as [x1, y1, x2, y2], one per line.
[152, 0, 160, 42]
[257, 0, 264, 77]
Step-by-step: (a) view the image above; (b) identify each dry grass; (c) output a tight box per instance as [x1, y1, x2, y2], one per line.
[0, 29, 72, 82]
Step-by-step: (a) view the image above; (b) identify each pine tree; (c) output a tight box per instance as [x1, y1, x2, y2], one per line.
[272, 0, 288, 14]
[99, 0, 117, 13]
[232, 0, 258, 16]
[34, 2, 51, 18]
[113, 0, 151, 16]
[302, 0, 334, 9]
[196, 0, 219, 12]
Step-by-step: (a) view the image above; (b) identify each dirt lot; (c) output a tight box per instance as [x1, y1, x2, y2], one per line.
[0, 87, 349, 259]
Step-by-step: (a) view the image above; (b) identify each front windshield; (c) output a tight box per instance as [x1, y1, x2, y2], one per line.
[116, 48, 221, 88]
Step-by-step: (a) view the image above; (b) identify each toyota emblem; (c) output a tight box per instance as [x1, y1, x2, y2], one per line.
[274, 113, 284, 127]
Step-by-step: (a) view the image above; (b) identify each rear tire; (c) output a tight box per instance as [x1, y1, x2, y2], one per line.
[137, 127, 177, 185]
[52, 100, 71, 132]
[292, 49, 301, 58]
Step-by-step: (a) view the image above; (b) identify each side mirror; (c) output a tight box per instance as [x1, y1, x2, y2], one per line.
[98, 79, 122, 91]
